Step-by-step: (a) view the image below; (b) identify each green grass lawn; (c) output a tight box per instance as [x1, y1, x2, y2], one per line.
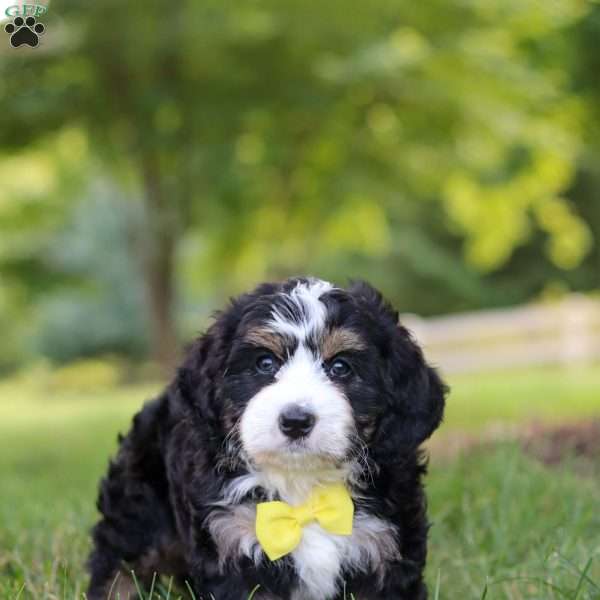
[1, 366, 599, 599]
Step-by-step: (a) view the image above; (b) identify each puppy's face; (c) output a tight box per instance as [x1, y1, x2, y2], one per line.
[228, 281, 367, 469]
[212, 278, 446, 472]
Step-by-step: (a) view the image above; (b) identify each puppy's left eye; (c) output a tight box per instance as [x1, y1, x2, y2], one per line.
[327, 358, 352, 379]
[255, 353, 279, 375]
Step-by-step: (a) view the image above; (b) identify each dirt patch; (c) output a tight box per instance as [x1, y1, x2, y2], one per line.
[522, 420, 600, 473]
[429, 420, 600, 475]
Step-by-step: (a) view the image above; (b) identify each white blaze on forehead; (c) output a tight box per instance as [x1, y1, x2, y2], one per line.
[275, 343, 322, 385]
[269, 279, 333, 341]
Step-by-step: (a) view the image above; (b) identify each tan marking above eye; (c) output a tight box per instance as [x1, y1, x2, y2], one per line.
[244, 327, 286, 359]
[321, 327, 366, 360]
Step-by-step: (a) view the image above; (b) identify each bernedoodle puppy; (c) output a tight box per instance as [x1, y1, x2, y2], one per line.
[87, 277, 447, 600]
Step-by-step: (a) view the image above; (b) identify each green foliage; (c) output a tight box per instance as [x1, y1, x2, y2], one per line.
[0, 0, 599, 365]
[32, 190, 150, 363]
[45, 359, 124, 393]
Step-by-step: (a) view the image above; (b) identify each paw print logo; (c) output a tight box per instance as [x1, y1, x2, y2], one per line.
[4, 16, 45, 48]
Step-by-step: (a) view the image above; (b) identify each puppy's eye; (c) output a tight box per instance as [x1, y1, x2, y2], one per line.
[255, 353, 279, 375]
[327, 358, 352, 379]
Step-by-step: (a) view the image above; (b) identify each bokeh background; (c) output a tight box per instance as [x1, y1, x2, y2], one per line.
[1, 1, 599, 599]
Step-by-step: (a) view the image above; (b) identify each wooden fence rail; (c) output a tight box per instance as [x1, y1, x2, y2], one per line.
[401, 295, 600, 375]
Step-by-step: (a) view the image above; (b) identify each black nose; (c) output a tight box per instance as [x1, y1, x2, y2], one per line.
[278, 404, 316, 439]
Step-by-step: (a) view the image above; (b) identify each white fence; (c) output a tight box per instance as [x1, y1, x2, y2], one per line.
[401, 295, 600, 375]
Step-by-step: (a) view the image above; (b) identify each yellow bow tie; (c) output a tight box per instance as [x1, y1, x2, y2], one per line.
[255, 483, 354, 561]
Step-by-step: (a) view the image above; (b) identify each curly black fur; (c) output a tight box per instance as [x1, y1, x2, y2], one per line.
[87, 278, 447, 600]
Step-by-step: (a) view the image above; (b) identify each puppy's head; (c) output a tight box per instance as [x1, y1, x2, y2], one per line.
[178, 277, 447, 473]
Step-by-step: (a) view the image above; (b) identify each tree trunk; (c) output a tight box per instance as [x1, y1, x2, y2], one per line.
[140, 154, 180, 376]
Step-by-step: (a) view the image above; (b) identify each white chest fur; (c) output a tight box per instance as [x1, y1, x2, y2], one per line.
[208, 472, 400, 600]
[289, 513, 398, 599]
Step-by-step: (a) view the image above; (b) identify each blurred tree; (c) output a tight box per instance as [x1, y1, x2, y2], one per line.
[0, 0, 595, 370]
[34, 186, 150, 363]
[0, 130, 88, 370]
[565, 3, 600, 291]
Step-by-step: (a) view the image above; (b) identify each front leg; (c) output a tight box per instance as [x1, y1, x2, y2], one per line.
[188, 571, 252, 600]
[188, 561, 286, 600]
[345, 557, 427, 600]
[186, 511, 273, 600]
[378, 567, 427, 600]
[186, 499, 292, 600]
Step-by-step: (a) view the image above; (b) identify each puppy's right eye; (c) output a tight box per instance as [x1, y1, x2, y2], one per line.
[255, 353, 278, 375]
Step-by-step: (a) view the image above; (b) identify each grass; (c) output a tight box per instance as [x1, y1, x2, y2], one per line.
[0, 366, 599, 599]
[445, 365, 600, 430]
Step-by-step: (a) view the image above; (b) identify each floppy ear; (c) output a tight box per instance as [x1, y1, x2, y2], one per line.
[374, 324, 447, 460]
[175, 306, 242, 428]
[347, 281, 447, 459]
[174, 329, 222, 431]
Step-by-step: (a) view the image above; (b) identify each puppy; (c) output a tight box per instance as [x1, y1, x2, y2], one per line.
[87, 278, 447, 600]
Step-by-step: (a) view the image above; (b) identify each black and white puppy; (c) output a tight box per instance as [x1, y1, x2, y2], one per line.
[87, 277, 447, 600]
